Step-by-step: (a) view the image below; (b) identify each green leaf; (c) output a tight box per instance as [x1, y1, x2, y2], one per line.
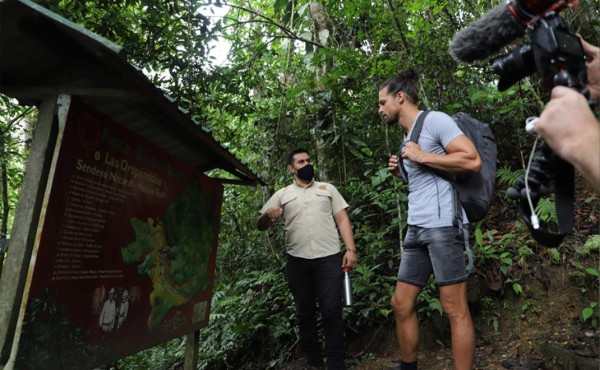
[549, 248, 560, 262]
[475, 228, 483, 247]
[348, 146, 364, 159]
[582, 307, 594, 321]
[512, 283, 523, 295]
[584, 235, 600, 251]
[371, 168, 390, 187]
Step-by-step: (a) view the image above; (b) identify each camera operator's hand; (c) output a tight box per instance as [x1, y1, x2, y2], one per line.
[580, 36, 600, 101]
[534, 86, 600, 191]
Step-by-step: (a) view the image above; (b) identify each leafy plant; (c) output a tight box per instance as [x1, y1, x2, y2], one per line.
[481, 297, 501, 335]
[519, 299, 540, 319]
[196, 271, 296, 369]
[118, 337, 185, 369]
[352, 263, 395, 322]
[497, 166, 525, 188]
[569, 263, 599, 295]
[416, 279, 450, 342]
[582, 302, 599, 328]
[472, 221, 539, 297]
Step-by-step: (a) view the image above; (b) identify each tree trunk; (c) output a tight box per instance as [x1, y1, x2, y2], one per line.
[309, 2, 332, 182]
[0, 134, 8, 273]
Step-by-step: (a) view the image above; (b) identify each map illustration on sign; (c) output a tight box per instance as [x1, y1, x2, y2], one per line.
[121, 176, 216, 331]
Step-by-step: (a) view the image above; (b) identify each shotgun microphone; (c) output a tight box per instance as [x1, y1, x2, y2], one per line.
[449, 2, 526, 64]
[449, 0, 575, 64]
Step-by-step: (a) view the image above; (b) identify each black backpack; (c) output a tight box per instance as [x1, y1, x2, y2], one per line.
[399, 111, 497, 224]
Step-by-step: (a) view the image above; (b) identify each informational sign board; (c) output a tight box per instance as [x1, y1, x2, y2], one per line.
[14, 97, 223, 369]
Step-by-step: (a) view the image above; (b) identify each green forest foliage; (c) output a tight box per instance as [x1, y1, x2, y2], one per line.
[1, 0, 599, 369]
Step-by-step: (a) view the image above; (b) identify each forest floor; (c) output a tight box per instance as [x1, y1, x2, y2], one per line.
[278, 262, 599, 370]
[278, 180, 599, 370]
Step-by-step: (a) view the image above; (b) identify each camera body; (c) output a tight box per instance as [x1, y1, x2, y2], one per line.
[492, 3, 587, 93]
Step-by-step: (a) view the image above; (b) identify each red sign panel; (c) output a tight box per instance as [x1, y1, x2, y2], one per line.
[16, 98, 223, 369]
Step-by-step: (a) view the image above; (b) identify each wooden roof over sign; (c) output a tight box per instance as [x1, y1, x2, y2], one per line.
[0, 0, 264, 186]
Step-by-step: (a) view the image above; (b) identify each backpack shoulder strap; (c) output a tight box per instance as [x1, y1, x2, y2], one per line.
[409, 111, 429, 144]
[400, 111, 456, 181]
[398, 111, 430, 181]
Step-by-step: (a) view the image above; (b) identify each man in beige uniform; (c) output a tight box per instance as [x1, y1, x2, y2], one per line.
[258, 148, 357, 370]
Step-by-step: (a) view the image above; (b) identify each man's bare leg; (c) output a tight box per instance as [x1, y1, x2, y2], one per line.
[391, 282, 422, 364]
[440, 281, 475, 370]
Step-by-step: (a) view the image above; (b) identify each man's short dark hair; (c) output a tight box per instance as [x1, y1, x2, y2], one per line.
[288, 148, 310, 165]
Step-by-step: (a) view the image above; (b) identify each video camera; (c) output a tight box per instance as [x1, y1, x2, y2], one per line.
[451, 0, 591, 247]
[501, 0, 593, 247]
[492, 0, 588, 95]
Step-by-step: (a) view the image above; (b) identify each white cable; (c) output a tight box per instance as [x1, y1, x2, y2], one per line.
[524, 117, 540, 229]
[525, 116, 539, 133]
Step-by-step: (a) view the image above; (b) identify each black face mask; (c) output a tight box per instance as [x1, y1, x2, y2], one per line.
[297, 164, 314, 181]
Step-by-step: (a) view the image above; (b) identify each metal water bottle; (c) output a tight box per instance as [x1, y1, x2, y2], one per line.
[343, 267, 353, 306]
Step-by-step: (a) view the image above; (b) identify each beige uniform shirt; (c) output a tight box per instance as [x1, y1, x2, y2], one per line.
[260, 181, 349, 259]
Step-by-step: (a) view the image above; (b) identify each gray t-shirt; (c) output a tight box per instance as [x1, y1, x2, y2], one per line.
[403, 111, 467, 227]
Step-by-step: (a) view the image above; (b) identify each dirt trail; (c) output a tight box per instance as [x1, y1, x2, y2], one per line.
[279, 264, 599, 370]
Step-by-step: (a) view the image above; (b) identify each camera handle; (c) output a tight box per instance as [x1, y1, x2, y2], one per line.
[554, 70, 595, 102]
[554, 70, 597, 107]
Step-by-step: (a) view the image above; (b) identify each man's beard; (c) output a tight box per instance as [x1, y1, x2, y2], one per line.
[385, 112, 399, 126]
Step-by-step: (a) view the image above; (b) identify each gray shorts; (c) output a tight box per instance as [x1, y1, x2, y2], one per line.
[397, 225, 468, 286]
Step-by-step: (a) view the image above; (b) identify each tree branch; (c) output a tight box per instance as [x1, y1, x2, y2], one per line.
[225, 2, 326, 48]
[0, 106, 34, 136]
[385, 0, 412, 57]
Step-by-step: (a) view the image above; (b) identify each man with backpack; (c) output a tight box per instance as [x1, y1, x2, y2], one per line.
[379, 69, 481, 370]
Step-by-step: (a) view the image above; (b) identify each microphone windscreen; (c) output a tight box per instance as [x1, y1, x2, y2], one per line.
[449, 2, 526, 64]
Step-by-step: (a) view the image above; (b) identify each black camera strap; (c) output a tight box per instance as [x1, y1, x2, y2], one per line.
[519, 156, 575, 248]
